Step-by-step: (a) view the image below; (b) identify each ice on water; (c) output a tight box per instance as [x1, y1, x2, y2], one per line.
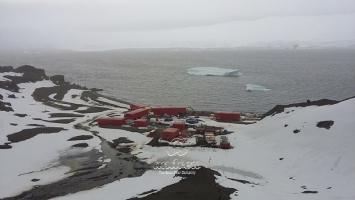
[187, 67, 242, 77]
[245, 84, 271, 91]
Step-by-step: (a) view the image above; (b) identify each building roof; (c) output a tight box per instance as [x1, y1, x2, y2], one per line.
[99, 117, 125, 120]
[214, 111, 240, 114]
[173, 121, 185, 124]
[125, 108, 147, 115]
[162, 128, 180, 133]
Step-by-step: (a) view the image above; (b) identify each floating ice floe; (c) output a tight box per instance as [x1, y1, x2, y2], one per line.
[187, 67, 242, 77]
[245, 84, 271, 92]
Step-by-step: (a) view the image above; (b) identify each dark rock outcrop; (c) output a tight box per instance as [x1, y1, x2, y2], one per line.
[0, 144, 12, 149]
[262, 99, 339, 118]
[14, 113, 27, 117]
[13, 65, 49, 82]
[7, 127, 66, 143]
[67, 135, 93, 141]
[302, 191, 318, 194]
[0, 81, 20, 92]
[0, 101, 13, 112]
[293, 129, 300, 134]
[316, 120, 334, 130]
[129, 167, 236, 200]
[0, 66, 14, 73]
[91, 88, 103, 92]
[0, 65, 49, 92]
[50, 75, 66, 85]
[71, 143, 89, 148]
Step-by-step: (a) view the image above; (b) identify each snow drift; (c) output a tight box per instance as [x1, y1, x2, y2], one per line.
[187, 67, 242, 77]
[245, 84, 271, 91]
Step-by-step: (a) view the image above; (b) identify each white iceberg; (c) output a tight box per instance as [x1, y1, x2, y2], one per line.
[245, 84, 271, 91]
[187, 67, 242, 77]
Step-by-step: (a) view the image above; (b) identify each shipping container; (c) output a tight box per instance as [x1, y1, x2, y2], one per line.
[151, 106, 186, 116]
[161, 128, 180, 140]
[98, 117, 125, 126]
[124, 108, 149, 120]
[134, 119, 148, 127]
[172, 121, 185, 130]
[214, 111, 241, 121]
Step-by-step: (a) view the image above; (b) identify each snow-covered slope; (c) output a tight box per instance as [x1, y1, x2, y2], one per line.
[213, 98, 355, 199]
[0, 80, 114, 198]
[56, 98, 355, 200]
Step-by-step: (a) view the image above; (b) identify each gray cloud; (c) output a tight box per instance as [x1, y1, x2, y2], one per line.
[0, 0, 354, 50]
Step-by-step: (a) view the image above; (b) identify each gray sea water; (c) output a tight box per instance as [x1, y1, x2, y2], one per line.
[1, 49, 354, 114]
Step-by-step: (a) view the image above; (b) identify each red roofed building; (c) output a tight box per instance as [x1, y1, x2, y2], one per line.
[151, 106, 186, 116]
[125, 108, 149, 120]
[161, 128, 180, 140]
[214, 111, 241, 121]
[98, 117, 125, 126]
[134, 119, 148, 127]
[220, 141, 231, 149]
[172, 121, 185, 130]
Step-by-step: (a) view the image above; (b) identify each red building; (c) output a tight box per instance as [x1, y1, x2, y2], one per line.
[161, 128, 180, 140]
[134, 119, 148, 127]
[130, 102, 147, 110]
[151, 106, 186, 116]
[172, 121, 185, 130]
[125, 108, 149, 120]
[98, 117, 125, 126]
[148, 129, 157, 137]
[220, 141, 231, 149]
[214, 111, 241, 121]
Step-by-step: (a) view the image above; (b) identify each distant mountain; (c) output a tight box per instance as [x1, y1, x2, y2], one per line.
[238, 40, 355, 50]
[163, 40, 355, 50]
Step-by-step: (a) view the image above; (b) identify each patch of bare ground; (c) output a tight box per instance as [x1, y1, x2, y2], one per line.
[129, 167, 236, 200]
[3, 141, 151, 200]
[98, 125, 154, 133]
[0, 101, 13, 112]
[261, 97, 355, 118]
[67, 135, 93, 141]
[13, 113, 28, 117]
[6, 127, 66, 143]
[0, 143, 12, 149]
[49, 113, 84, 118]
[80, 90, 130, 109]
[71, 143, 89, 148]
[32, 86, 111, 113]
[32, 118, 76, 124]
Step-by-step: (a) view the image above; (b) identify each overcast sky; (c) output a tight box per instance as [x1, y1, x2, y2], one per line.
[0, 0, 354, 50]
